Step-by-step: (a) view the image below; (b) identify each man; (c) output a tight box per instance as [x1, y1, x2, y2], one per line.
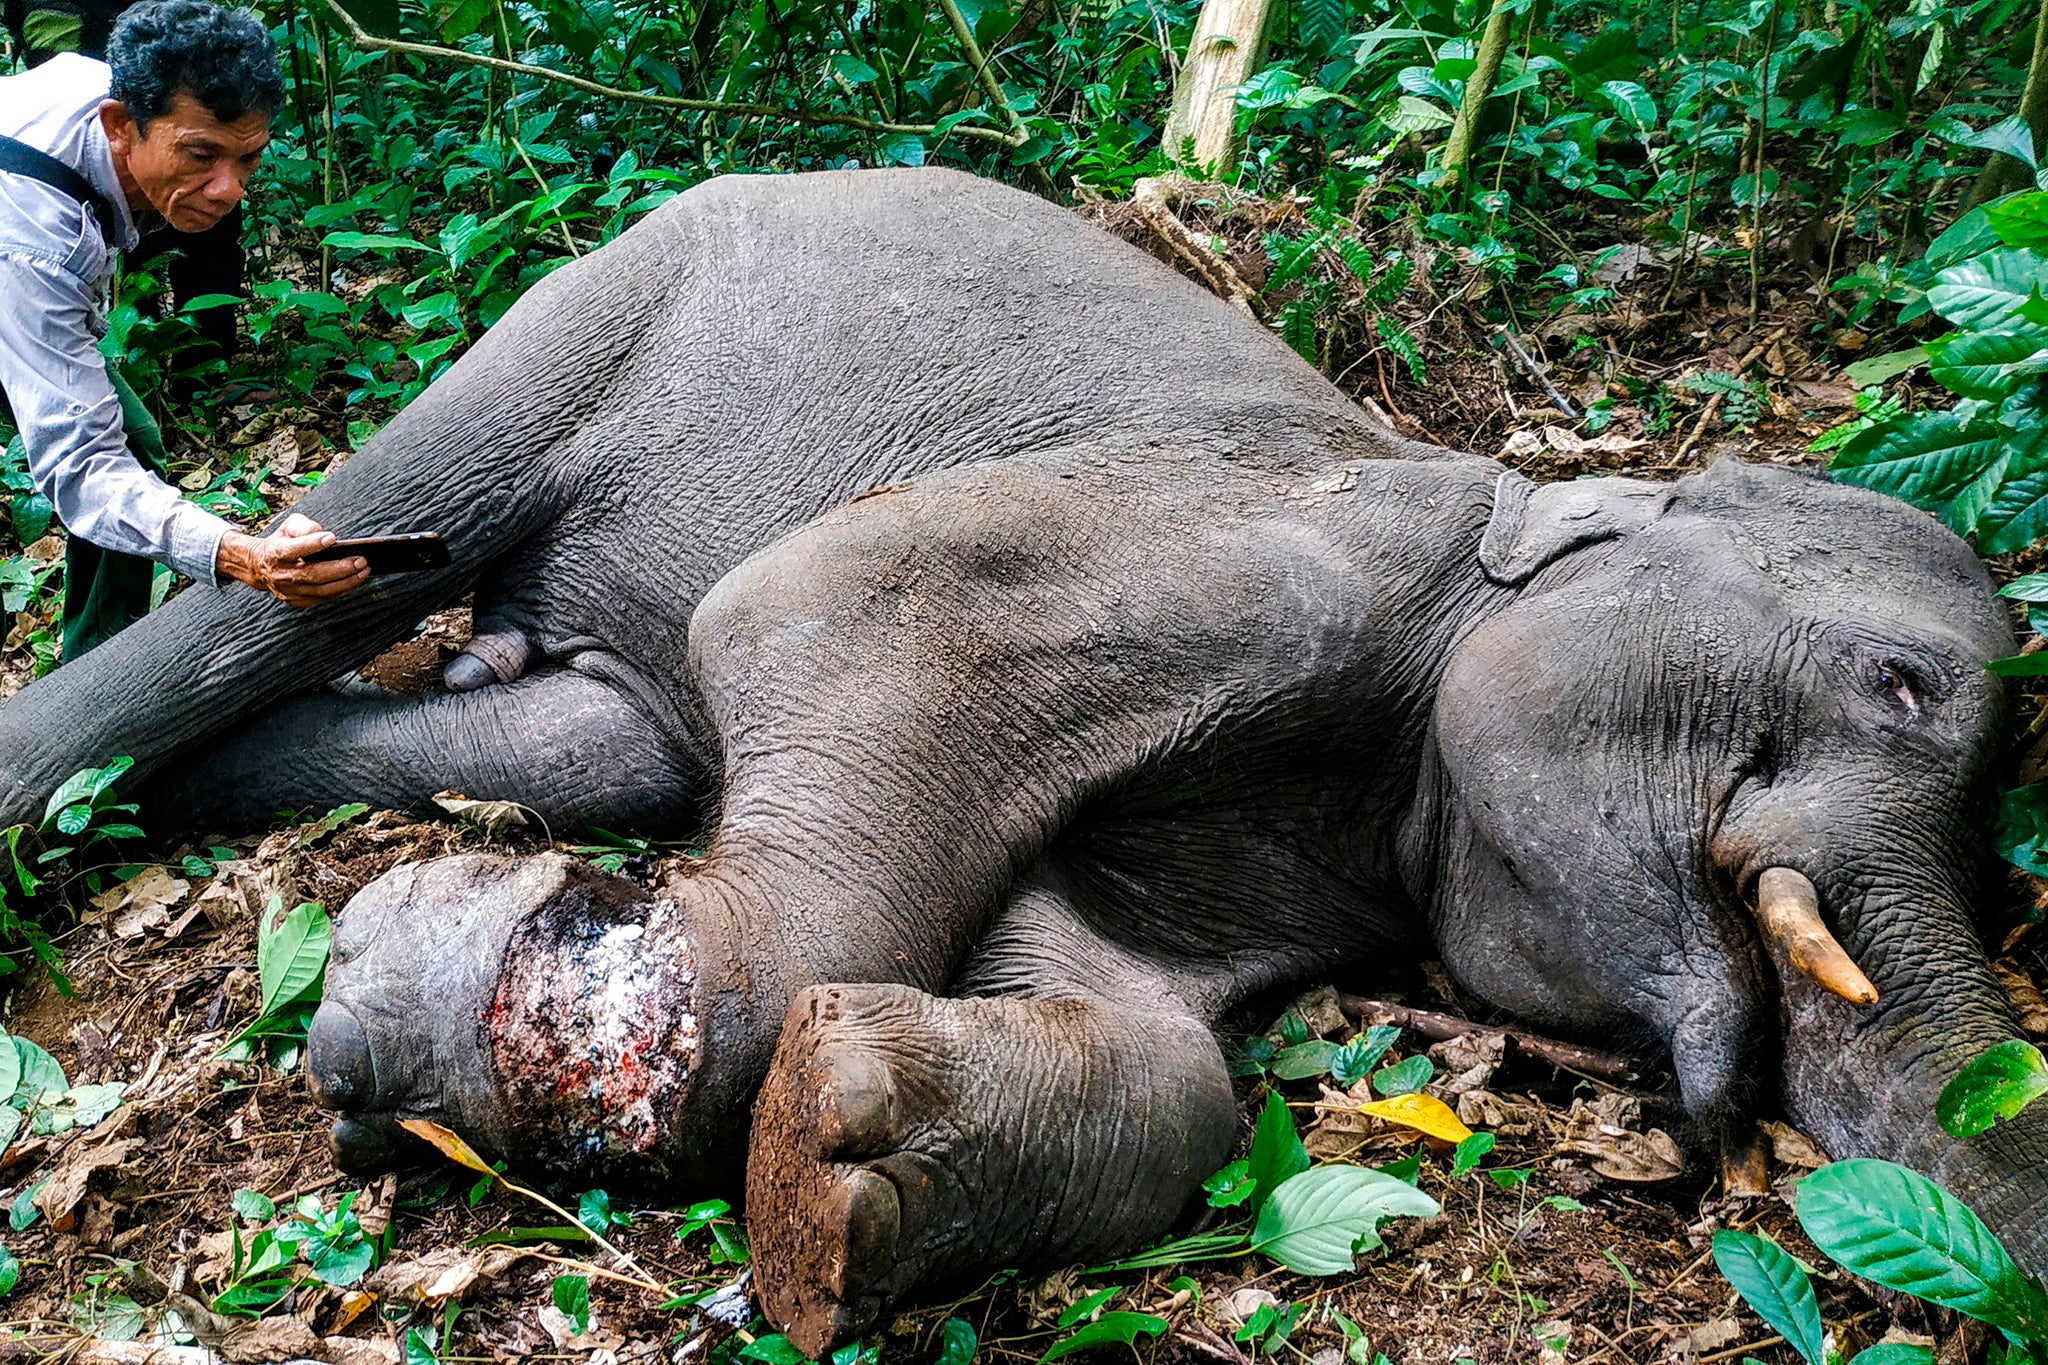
[0, 0, 365, 661]
[6, 0, 250, 379]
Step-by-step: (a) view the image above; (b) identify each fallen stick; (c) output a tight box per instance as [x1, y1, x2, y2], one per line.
[1496, 328, 1578, 418]
[1335, 995, 1640, 1084]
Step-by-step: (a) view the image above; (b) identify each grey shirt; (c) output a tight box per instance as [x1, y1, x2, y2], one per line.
[0, 53, 231, 582]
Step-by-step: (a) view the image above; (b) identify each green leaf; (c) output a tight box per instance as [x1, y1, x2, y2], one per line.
[1975, 453, 2048, 553]
[1298, 0, 1348, 57]
[1930, 249, 2048, 331]
[832, 53, 880, 83]
[1937, 1040, 2048, 1138]
[304, 1235, 375, 1287]
[1450, 1132, 1495, 1179]
[1203, 1159, 1255, 1208]
[1332, 1026, 1401, 1086]
[0, 1030, 21, 1107]
[1250, 1165, 1440, 1275]
[1989, 193, 2048, 250]
[322, 231, 437, 254]
[1272, 1039, 1344, 1080]
[1040, 1313, 1167, 1362]
[14, 1038, 65, 1101]
[1059, 1286, 1121, 1328]
[935, 1317, 977, 1365]
[878, 134, 926, 168]
[1710, 1230, 1826, 1365]
[1598, 79, 1655, 129]
[0, 1244, 18, 1296]
[1795, 1159, 2048, 1338]
[1842, 346, 1928, 388]
[1829, 410, 2007, 512]
[741, 1335, 810, 1365]
[1246, 1091, 1309, 1213]
[234, 1189, 277, 1223]
[1987, 651, 2048, 676]
[1384, 94, 1454, 133]
[257, 902, 332, 1016]
[1954, 115, 2039, 171]
[1847, 1346, 1935, 1365]
[552, 1274, 591, 1336]
[1999, 572, 2048, 602]
[1927, 327, 2048, 399]
[1372, 1054, 1434, 1096]
[9, 1181, 43, 1232]
[1276, 298, 1318, 363]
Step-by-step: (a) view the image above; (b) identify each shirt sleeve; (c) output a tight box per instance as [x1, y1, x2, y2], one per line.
[0, 249, 231, 584]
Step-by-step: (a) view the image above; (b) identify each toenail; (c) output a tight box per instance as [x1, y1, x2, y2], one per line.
[308, 1003, 377, 1108]
[329, 1113, 405, 1173]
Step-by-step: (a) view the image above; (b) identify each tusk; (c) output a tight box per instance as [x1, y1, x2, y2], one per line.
[1753, 868, 1879, 1007]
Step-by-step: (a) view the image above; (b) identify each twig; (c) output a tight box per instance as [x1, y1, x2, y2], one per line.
[1672, 327, 1787, 464]
[1129, 177, 1258, 316]
[1336, 996, 1640, 1084]
[1496, 328, 1578, 418]
[318, 0, 1019, 145]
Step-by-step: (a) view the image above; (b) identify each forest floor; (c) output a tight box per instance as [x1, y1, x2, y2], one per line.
[0, 185, 2041, 1365]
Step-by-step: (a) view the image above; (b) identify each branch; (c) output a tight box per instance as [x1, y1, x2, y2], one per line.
[319, 0, 1020, 146]
[934, 0, 1030, 144]
[1336, 995, 1641, 1085]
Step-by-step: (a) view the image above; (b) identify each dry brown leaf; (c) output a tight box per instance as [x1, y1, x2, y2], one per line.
[1759, 1119, 1829, 1170]
[365, 1245, 528, 1308]
[221, 1315, 321, 1363]
[89, 866, 190, 939]
[34, 1133, 142, 1232]
[431, 791, 532, 838]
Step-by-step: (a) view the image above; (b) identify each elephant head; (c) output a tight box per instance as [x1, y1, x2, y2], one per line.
[1408, 456, 2045, 1264]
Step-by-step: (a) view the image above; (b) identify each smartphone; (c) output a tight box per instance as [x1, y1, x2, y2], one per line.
[304, 532, 451, 575]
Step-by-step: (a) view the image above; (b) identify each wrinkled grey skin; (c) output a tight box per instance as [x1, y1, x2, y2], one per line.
[0, 170, 2037, 1354]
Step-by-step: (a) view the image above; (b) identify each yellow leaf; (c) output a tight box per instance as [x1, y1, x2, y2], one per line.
[1354, 1093, 1473, 1144]
[399, 1118, 497, 1175]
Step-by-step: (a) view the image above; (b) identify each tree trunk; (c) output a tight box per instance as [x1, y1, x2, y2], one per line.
[1964, 0, 2048, 211]
[1438, 0, 1516, 192]
[1162, 0, 1274, 176]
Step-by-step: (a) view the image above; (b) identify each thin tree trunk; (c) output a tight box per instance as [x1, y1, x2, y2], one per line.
[1439, 0, 1516, 192]
[1965, 0, 2048, 211]
[1162, 0, 1274, 176]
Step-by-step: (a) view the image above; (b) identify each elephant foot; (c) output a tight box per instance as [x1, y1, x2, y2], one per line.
[747, 986, 975, 1356]
[309, 852, 703, 1182]
[747, 985, 1236, 1356]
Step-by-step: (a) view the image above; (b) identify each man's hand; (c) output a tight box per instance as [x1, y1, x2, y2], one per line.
[216, 513, 370, 607]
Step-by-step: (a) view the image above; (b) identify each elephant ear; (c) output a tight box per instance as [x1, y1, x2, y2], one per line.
[1479, 471, 1673, 586]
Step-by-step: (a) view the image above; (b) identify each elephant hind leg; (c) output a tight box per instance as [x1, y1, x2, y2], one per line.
[140, 667, 703, 838]
[747, 870, 1239, 1356]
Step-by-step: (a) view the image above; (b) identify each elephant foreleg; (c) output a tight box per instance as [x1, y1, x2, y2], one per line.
[142, 667, 702, 837]
[747, 867, 1239, 1356]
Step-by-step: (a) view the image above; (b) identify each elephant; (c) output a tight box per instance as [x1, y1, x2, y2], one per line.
[0, 168, 2039, 1355]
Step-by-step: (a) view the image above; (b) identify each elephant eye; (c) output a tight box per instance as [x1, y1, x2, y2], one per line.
[1872, 661, 1920, 717]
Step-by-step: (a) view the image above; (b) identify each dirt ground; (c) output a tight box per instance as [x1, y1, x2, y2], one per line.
[0, 188, 2041, 1364]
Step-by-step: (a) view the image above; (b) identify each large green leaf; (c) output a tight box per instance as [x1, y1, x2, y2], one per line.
[1988, 192, 2048, 250]
[1710, 1230, 1826, 1365]
[1040, 1313, 1167, 1362]
[1973, 449, 2048, 553]
[1795, 1159, 2048, 1338]
[0, 1030, 22, 1107]
[257, 903, 333, 1017]
[1996, 782, 2048, 875]
[1927, 327, 2048, 399]
[13, 1039, 64, 1101]
[1828, 410, 2007, 511]
[1250, 1165, 1440, 1275]
[1929, 249, 2048, 331]
[1246, 1091, 1309, 1214]
[1937, 1040, 2048, 1138]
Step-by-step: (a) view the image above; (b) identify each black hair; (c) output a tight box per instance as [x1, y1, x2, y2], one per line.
[106, 0, 281, 132]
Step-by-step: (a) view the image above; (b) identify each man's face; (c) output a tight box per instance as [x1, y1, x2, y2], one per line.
[100, 89, 270, 234]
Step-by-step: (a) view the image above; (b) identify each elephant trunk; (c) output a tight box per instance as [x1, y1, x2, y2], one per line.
[1777, 869, 2048, 1273]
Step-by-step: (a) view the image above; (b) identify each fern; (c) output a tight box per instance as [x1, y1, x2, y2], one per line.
[1367, 253, 1412, 307]
[1334, 236, 1377, 287]
[1263, 231, 1326, 293]
[1277, 298, 1320, 363]
[1376, 316, 1425, 383]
